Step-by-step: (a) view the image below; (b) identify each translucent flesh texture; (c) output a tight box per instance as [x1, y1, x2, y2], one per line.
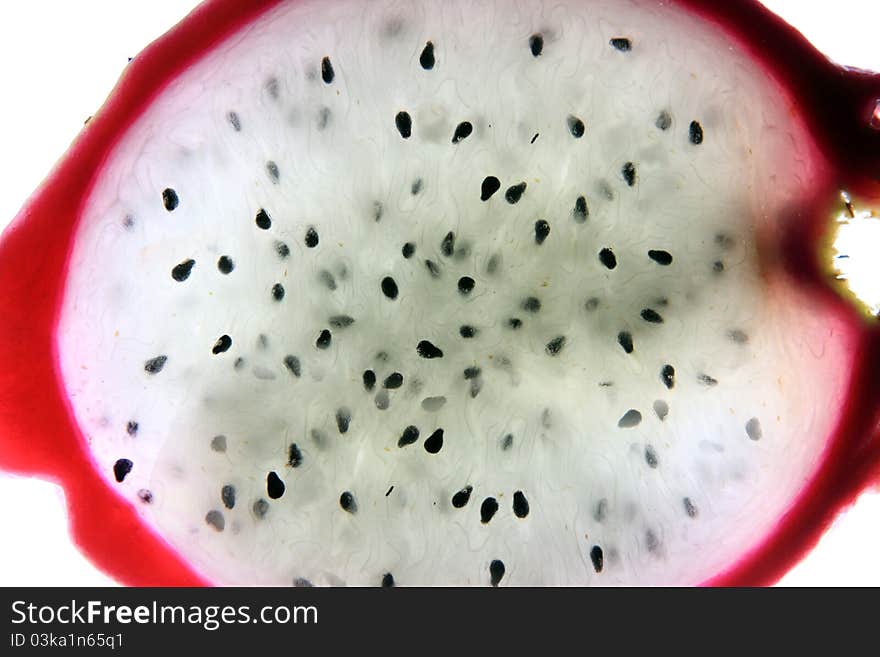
[48, 0, 863, 586]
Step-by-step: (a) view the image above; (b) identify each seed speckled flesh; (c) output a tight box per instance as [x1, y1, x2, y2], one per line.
[2, 0, 880, 589]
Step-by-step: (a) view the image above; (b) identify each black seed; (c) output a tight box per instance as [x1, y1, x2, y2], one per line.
[233, 357, 245, 370]
[402, 242, 416, 258]
[459, 325, 476, 338]
[212, 334, 232, 354]
[457, 276, 475, 295]
[395, 111, 412, 138]
[425, 259, 441, 278]
[420, 41, 435, 69]
[372, 201, 383, 222]
[265, 77, 279, 99]
[221, 484, 236, 509]
[205, 510, 225, 531]
[137, 489, 153, 504]
[272, 283, 285, 301]
[381, 573, 395, 588]
[421, 396, 446, 411]
[645, 445, 659, 468]
[653, 400, 669, 421]
[661, 364, 675, 389]
[610, 37, 632, 51]
[411, 178, 423, 195]
[171, 259, 195, 282]
[293, 578, 313, 588]
[545, 335, 566, 356]
[122, 214, 135, 229]
[441, 231, 456, 257]
[227, 111, 241, 131]
[480, 497, 499, 523]
[463, 366, 481, 380]
[329, 315, 355, 329]
[618, 409, 642, 428]
[416, 340, 444, 359]
[288, 443, 303, 467]
[385, 486, 394, 497]
[305, 226, 319, 248]
[316, 106, 331, 130]
[689, 120, 704, 145]
[319, 269, 337, 290]
[489, 560, 505, 587]
[645, 529, 660, 552]
[254, 208, 272, 230]
[211, 434, 227, 452]
[640, 308, 663, 324]
[715, 233, 735, 249]
[384, 372, 404, 389]
[481, 176, 501, 201]
[469, 378, 483, 398]
[531, 133, 539, 144]
[573, 196, 589, 223]
[398, 425, 420, 447]
[162, 188, 179, 211]
[452, 486, 473, 508]
[266, 161, 280, 183]
[540, 410, 551, 431]
[655, 110, 672, 130]
[425, 429, 443, 454]
[363, 369, 376, 390]
[529, 33, 544, 57]
[534, 220, 550, 245]
[512, 491, 529, 518]
[126, 421, 138, 436]
[315, 329, 332, 349]
[340, 491, 356, 513]
[683, 497, 698, 518]
[713, 260, 725, 273]
[501, 434, 513, 450]
[321, 56, 334, 83]
[746, 417, 764, 440]
[275, 241, 290, 258]
[621, 162, 636, 186]
[590, 545, 604, 573]
[585, 297, 600, 311]
[648, 249, 673, 265]
[113, 458, 132, 482]
[698, 373, 718, 386]
[267, 471, 285, 499]
[486, 253, 501, 274]
[336, 407, 352, 434]
[507, 317, 523, 330]
[594, 499, 608, 523]
[452, 121, 473, 143]
[617, 331, 633, 354]
[567, 115, 585, 138]
[217, 255, 234, 274]
[253, 499, 269, 519]
[505, 182, 527, 204]
[729, 329, 749, 344]
[599, 248, 617, 269]
[381, 276, 399, 299]
[283, 355, 301, 377]
[144, 355, 167, 374]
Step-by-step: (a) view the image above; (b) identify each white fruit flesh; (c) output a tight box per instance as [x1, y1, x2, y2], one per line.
[57, 0, 852, 585]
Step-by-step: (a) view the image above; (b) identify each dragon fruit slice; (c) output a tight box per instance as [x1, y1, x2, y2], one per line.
[2, 0, 879, 587]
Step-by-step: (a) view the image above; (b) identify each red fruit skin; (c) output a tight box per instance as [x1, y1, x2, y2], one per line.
[0, 0, 877, 586]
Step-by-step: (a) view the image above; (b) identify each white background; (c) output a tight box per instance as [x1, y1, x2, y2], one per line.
[0, 1, 878, 586]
